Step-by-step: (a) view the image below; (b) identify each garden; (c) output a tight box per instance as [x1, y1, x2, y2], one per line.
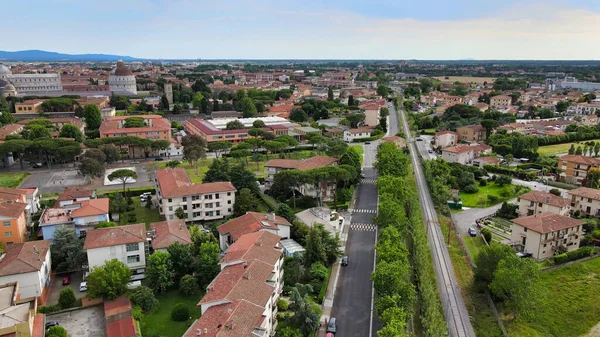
[459, 177, 529, 208]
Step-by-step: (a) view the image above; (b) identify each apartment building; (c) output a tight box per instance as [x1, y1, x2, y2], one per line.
[217, 212, 291, 251]
[510, 213, 583, 260]
[558, 155, 600, 185]
[154, 168, 236, 222]
[0, 202, 29, 247]
[185, 231, 284, 337]
[517, 191, 570, 217]
[441, 143, 491, 165]
[0, 240, 52, 301]
[0, 187, 40, 216]
[14, 99, 44, 114]
[435, 130, 458, 148]
[574, 102, 600, 115]
[0, 282, 43, 337]
[456, 125, 487, 142]
[490, 95, 512, 109]
[362, 103, 381, 127]
[99, 115, 171, 140]
[568, 187, 600, 217]
[343, 127, 373, 142]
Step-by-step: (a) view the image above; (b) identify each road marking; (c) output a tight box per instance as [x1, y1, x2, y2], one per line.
[350, 223, 378, 231]
[348, 208, 377, 214]
[360, 179, 376, 184]
[369, 226, 378, 337]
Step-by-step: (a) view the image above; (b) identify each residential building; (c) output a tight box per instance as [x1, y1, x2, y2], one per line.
[0, 124, 24, 141]
[362, 103, 381, 127]
[441, 143, 491, 165]
[154, 168, 236, 222]
[568, 187, 600, 216]
[517, 191, 570, 217]
[381, 135, 407, 148]
[343, 127, 372, 142]
[0, 202, 29, 247]
[148, 220, 192, 253]
[558, 155, 600, 185]
[184, 118, 292, 144]
[0, 240, 52, 302]
[100, 115, 170, 140]
[40, 198, 110, 240]
[490, 95, 512, 109]
[16, 117, 86, 134]
[0, 187, 40, 216]
[83, 223, 147, 277]
[104, 296, 139, 337]
[510, 213, 583, 260]
[497, 122, 533, 134]
[14, 99, 44, 114]
[472, 156, 500, 167]
[0, 282, 43, 337]
[435, 130, 458, 148]
[217, 212, 291, 252]
[188, 231, 284, 337]
[264, 156, 338, 201]
[54, 187, 95, 208]
[574, 102, 600, 115]
[456, 125, 487, 142]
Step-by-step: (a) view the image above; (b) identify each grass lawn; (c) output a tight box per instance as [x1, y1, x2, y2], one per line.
[538, 140, 600, 156]
[0, 172, 30, 188]
[459, 183, 529, 208]
[140, 290, 203, 337]
[463, 235, 486, 259]
[505, 257, 600, 337]
[119, 197, 161, 227]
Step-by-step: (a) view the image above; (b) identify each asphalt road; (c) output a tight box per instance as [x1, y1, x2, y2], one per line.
[399, 107, 476, 337]
[416, 134, 437, 160]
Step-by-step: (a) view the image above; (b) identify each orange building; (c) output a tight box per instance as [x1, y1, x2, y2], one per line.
[14, 99, 44, 114]
[0, 201, 28, 247]
[99, 115, 171, 141]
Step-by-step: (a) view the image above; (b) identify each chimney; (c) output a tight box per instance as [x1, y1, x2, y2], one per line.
[196, 329, 201, 336]
[243, 273, 250, 280]
[546, 196, 550, 204]
[255, 241, 263, 246]
[225, 323, 234, 330]
[267, 212, 275, 221]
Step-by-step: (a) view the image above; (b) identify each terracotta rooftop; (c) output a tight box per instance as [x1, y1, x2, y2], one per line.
[264, 156, 337, 171]
[70, 198, 109, 218]
[435, 130, 458, 136]
[457, 124, 486, 132]
[511, 213, 583, 234]
[442, 143, 491, 154]
[0, 187, 34, 202]
[217, 212, 290, 242]
[569, 187, 600, 201]
[105, 296, 137, 337]
[0, 241, 51, 277]
[155, 168, 236, 198]
[519, 191, 569, 208]
[345, 127, 374, 135]
[0, 125, 23, 140]
[559, 155, 600, 166]
[84, 223, 146, 250]
[100, 115, 171, 135]
[184, 300, 266, 337]
[55, 187, 94, 204]
[149, 220, 192, 250]
[0, 201, 27, 219]
[220, 231, 283, 266]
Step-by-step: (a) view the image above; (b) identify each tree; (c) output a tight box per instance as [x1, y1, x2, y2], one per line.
[79, 158, 104, 179]
[327, 87, 334, 101]
[203, 158, 231, 183]
[129, 286, 158, 312]
[83, 148, 107, 164]
[474, 243, 515, 286]
[568, 144, 575, 155]
[189, 225, 216, 252]
[0, 111, 16, 125]
[277, 326, 302, 337]
[50, 227, 86, 273]
[241, 97, 257, 118]
[97, 221, 117, 228]
[225, 120, 245, 130]
[375, 142, 410, 177]
[100, 144, 121, 164]
[0, 139, 32, 170]
[207, 141, 232, 158]
[171, 303, 190, 322]
[556, 100, 570, 113]
[196, 242, 221, 287]
[83, 104, 102, 130]
[87, 259, 131, 300]
[174, 207, 186, 219]
[229, 163, 259, 194]
[587, 168, 600, 188]
[58, 287, 77, 309]
[108, 169, 137, 194]
[233, 188, 259, 217]
[377, 84, 390, 98]
[250, 152, 264, 173]
[347, 95, 355, 106]
[179, 274, 198, 295]
[548, 188, 561, 196]
[167, 242, 195, 280]
[146, 251, 175, 294]
[489, 255, 542, 320]
[480, 119, 501, 138]
[58, 123, 84, 142]
[304, 225, 327, 266]
[276, 203, 295, 223]
[252, 120, 266, 128]
[27, 125, 51, 140]
[289, 108, 308, 122]
[286, 285, 322, 336]
[160, 95, 170, 111]
[166, 160, 181, 169]
[496, 201, 519, 220]
[576, 146, 583, 155]
[495, 175, 512, 187]
[46, 326, 68, 337]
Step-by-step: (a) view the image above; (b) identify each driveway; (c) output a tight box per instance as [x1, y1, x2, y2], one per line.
[46, 305, 106, 337]
[511, 178, 569, 197]
[451, 200, 516, 235]
[47, 272, 87, 306]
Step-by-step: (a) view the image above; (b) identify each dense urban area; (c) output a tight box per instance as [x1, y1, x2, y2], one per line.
[0, 58, 600, 337]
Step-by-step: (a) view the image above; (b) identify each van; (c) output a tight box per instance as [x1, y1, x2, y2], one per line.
[327, 317, 337, 333]
[127, 281, 142, 290]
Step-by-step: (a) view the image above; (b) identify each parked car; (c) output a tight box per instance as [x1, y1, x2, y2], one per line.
[79, 282, 87, 292]
[131, 160, 140, 164]
[428, 149, 433, 154]
[365, 141, 371, 145]
[468, 227, 477, 237]
[341, 256, 348, 266]
[32, 163, 43, 168]
[62, 275, 71, 285]
[516, 252, 533, 258]
[45, 321, 59, 330]
[327, 317, 337, 334]
[416, 138, 423, 141]
[154, 157, 164, 161]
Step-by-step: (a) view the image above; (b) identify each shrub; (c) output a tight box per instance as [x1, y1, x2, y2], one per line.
[496, 175, 512, 187]
[179, 274, 198, 296]
[129, 286, 158, 312]
[46, 326, 68, 337]
[479, 179, 487, 187]
[37, 304, 61, 314]
[549, 188, 561, 196]
[462, 184, 479, 194]
[480, 228, 492, 243]
[487, 195, 499, 204]
[277, 299, 289, 311]
[58, 287, 77, 309]
[552, 247, 595, 264]
[171, 303, 190, 322]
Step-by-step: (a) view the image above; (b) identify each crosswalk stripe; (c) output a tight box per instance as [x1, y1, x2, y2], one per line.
[348, 208, 377, 214]
[350, 223, 378, 231]
[360, 179, 376, 184]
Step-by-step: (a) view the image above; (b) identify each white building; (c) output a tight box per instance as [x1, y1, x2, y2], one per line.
[574, 103, 600, 115]
[517, 191, 570, 217]
[217, 212, 291, 252]
[435, 130, 458, 148]
[0, 240, 51, 300]
[83, 224, 147, 277]
[55, 187, 95, 208]
[568, 187, 600, 217]
[343, 127, 373, 142]
[109, 61, 137, 95]
[362, 103, 381, 127]
[154, 168, 236, 221]
[441, 143, 492, 165]
[0, 64, 63, 95]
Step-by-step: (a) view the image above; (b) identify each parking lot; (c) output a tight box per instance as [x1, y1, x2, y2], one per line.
[46, 305, 106, 337]
[47, 272, 87, 305]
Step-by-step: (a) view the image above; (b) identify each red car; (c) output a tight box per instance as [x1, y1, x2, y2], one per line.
[62, 276, 71, 285]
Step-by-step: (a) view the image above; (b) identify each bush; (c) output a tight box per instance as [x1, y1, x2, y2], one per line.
[46, 326, 68, 337]
[480, 228, 492, 243]
[58, 287, 77, 309]
[496, 175, 512, 187]
[179, 274, 198, 296]
[37, 304, 61, 314]
[277, 298, 289, 311]
[462, 184, 479, 194]
[487, 195, 499, 204]
[479, 179, 487, 187]
[171, 303, 190, 322]
[552, 247, 595, 265]
[129, 286, 158, 312]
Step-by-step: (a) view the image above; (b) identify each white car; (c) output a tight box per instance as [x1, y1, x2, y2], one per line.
[79, 282, 87, 292]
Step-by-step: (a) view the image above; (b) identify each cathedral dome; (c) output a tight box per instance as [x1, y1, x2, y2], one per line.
[112, 61, 134, 77]
[0, 64, 11, 76]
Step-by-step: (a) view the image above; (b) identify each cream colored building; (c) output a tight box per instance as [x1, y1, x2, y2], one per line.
[362, 103, 381, 127]
[517, 191, 570, 217]
[490, 95, 512, 109]
[510, 213, 583, 260]
[568, 187, 600, 217]
[435, 130, 458, 148]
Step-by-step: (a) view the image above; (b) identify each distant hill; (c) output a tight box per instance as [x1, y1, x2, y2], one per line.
[0, 50, 142, 62]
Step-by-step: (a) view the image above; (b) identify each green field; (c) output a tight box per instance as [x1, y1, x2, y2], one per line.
[506, 257, 600, 337]
[140, 290, 203, 337]
[460, 183, 529, 208]
[0, 172, 30, 188]
[538, 140, 600, 156]
[119, 197, 161, 227]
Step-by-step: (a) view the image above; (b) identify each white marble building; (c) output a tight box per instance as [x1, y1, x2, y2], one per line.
[0, 64, 63, 95]
[109, 60, 137, 95]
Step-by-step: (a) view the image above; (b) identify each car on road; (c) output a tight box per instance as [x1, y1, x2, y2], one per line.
[79, 281, 87, 292]
[468, 227, 477, 237]
[365, 141, 371, 144]
[45, 321, 59, 330]
[62, 275, 71, 285]
[428, 149, 433, 154]
[416, 138, 423, 141]
[154, 157, 164, 161]
[327, 317, 337, 334]
[32, 163, 43, 168]
[341, 256, 348, 266]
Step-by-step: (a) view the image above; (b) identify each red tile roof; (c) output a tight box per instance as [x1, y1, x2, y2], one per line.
[0, 201, 27, 219]
[519, 191, 569, 208]
[105, 297, 137, 337]
[0, 125, 23, 140]
[0, 241, 51, 276]
[32, 313, 45, 337]
[156, 168, 236, 198]
[70, 198, 109, 218]
[55, 187, 94, 204]
[84, 223, 146, 250]
[0, 187, 34, 202]
[217, 212, 290, 241]
[568, 187, 600, 201]
[149, 220, 192, 249]
[106, 318, 137, 337]
[435, 130, 458, 136]
[184, 300, 266, 337]
[267, 104, 294, 113]
[264, 156, 337, 171]
[219, 231, 283, 266]
[511, 213, 583, 234]
[104, 296, 132, 317]
[559, 155, 600, 166]
[443, 143, 491, 154]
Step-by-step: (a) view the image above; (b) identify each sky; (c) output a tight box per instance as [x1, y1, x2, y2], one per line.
[3, 0, 600, 60]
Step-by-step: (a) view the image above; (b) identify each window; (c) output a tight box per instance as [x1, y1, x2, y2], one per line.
[182, 197, 187, 202]
[227, 192, 231, 196]
[169, 206, 173, 211]
[168, 198, 172, 203]
[205, 211, 214, 217]
[205, 203, 213, 208]
[127, 255, 141, 264]
[4, 231, 11, 237]
[228, 208, 232, 212]
[183, 205, 187, 211]
[215, 194, 220, 199]
[228, 200, 232, 204]
[204, 195, 213, 200]
[216, 210, 221, 216]
[126, 243, 139, 252]
[2, 221, 10, 227]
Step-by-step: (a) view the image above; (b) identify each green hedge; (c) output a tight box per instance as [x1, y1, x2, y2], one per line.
[318, 267, 332, 304]
[257, 193, 276, 211]
[552, 247, 596, 265]
[352, 133, 385, 143]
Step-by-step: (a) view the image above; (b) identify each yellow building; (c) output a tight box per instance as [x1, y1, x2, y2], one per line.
[0, 202, 28, 247]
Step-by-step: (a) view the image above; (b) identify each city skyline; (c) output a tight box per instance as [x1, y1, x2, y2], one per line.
[3, 0, 600, 60]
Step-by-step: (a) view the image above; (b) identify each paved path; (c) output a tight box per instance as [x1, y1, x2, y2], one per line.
[451, 202, 511, 235]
